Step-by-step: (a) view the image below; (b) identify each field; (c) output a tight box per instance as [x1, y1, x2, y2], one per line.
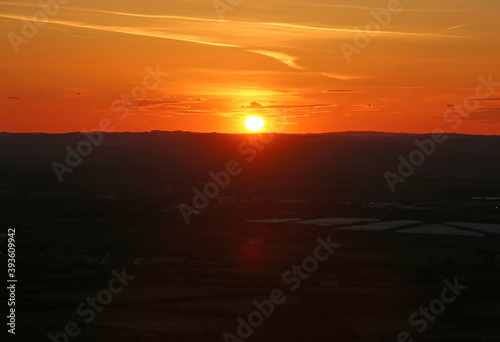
[1, 132, 499, 341]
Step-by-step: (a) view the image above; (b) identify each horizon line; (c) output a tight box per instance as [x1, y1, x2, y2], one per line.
[1, 130, 499, 137]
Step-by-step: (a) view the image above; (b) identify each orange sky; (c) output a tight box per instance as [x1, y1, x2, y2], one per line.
[1, 0, 500, 134]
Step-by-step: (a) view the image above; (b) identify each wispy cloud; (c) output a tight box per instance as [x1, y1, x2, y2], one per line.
[0, 13, 240, 47]
[472, 97, 500, 101]
[460, 108, 500, 123]
[445, 22, 475, 31]
[322, 73, 366, 81]
[302, 3, 493, 14]
[248, 50, 304, 70]
[242, 102, 334, 110]
[0, 1, 472, 42]
[260, 21, 469, 39]
[0, 1, 224, 23]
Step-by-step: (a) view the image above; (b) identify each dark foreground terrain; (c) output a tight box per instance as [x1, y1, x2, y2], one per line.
[1, 132, 499, 341]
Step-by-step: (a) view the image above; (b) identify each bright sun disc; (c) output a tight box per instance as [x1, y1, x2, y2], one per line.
[245, 116, 265, 132]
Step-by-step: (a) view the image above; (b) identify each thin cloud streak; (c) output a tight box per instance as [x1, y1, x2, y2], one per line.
[247, 50, 304, 70]
[301, 3, 495, 13]
[0, 13, 241, 47]
[322, 73, 367, 81]
[0, 1, 472, 40]
[0, 1, 224, 22]
[261, 22, 472, 39]
[445, 22, 475, 30]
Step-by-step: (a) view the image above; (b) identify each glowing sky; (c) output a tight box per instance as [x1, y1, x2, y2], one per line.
[1, 0, 500, 133]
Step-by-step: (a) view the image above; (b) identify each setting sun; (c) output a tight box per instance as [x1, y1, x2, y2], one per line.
[245, 116, 265, 132]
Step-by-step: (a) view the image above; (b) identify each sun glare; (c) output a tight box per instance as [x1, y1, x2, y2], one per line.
[245, 116, 265, 132]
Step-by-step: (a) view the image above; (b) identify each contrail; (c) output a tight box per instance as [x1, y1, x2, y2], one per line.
[0, 1, 225, 23]
[0, 13, 241, 47]
[0, 1, 472, 39]
[445, 22, 474, 30]
[261, 22, 471, 39]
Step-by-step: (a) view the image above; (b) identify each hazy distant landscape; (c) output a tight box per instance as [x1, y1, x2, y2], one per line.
[3, 0, 500, 340]
[1, 132, 499, 341]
